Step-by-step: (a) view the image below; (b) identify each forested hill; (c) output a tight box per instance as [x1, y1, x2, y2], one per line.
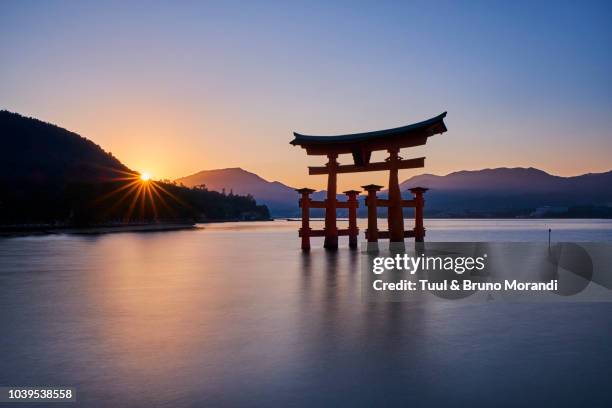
[0, 110, 129, 184]
[0, 111, 269, 225]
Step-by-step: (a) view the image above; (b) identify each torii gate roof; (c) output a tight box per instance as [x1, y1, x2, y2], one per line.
[290, 112, 447, 157]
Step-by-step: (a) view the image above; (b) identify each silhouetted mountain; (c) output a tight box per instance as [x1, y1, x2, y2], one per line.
[176, 168, 298, 216]
[0, 111, 269, 226]
[0, 110, 130, 184]
[179, 165, 612, 218]
[399, 167, 612, 217]
[400, 167, 611, 194]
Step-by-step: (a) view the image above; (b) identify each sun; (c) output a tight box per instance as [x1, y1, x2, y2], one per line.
[140, 172, 151, 182]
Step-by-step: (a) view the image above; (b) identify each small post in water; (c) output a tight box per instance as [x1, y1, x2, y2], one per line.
[548, 228, 551, 249]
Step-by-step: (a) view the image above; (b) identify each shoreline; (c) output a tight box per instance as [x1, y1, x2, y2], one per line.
[2, 217, 609, 238]
[0, 218, 274, 237]
[282, 217, 612, 221]
[0, 222, 198, 237]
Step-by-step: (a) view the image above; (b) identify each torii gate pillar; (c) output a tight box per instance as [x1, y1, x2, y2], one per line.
[387, 148, 405, 242]
[324, 153, 339, 249]
[410, 187, 428, 242]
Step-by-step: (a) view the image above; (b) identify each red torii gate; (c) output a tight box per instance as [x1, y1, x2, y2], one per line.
[290, 112, 447, 250]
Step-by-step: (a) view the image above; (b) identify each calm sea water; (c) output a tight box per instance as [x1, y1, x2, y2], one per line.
[1, 219, 612, 407]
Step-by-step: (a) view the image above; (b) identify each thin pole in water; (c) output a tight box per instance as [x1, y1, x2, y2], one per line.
[548, 228, 551, 249]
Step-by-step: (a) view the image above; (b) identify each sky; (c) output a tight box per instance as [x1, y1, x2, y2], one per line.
[1, 0, 611, 190]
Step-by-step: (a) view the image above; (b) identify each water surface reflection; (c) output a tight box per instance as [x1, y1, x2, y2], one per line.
[1, 221, 611, 406]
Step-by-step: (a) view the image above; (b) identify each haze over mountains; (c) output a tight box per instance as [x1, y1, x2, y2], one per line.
[177, 167, 612, 218]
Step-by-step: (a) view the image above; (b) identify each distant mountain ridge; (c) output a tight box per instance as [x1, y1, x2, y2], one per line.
[177, 166, 612, 218]
[400, 167, 612, 195]
[399, 167, 612, 217]
[176, 168, 298, 216]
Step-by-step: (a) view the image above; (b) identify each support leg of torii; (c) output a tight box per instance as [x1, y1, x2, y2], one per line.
[296, 188, 315, 251]
[410, 187, 428, 242]
[324, 153, 339, 249]
[363, 184, 382, 246]
[387, 148, 405, 243]
[344, 190, 360, 249]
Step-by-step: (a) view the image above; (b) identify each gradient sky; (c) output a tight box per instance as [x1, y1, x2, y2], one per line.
[1, 1, 611, 190]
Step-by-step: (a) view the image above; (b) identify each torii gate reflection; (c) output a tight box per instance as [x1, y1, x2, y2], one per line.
[290, 112, 447, 250]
